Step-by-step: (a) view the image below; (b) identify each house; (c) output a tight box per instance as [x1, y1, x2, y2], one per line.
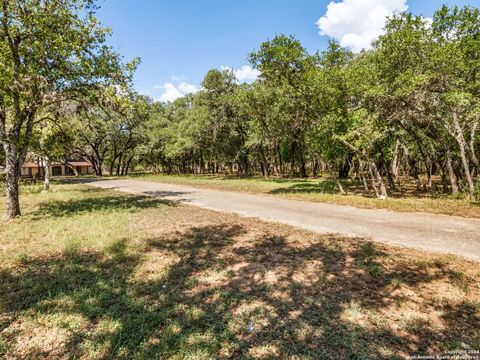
[21, 158, 94, 177]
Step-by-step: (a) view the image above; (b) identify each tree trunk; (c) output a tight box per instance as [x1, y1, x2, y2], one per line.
[368, 163, 380, 198]
[124, 156, 133, 176]
[278, 145, 283, 175]
[335, 178, 345, 194]
[4, 149, 21, 219]
[384, 161, 396, 190]
[338, 155, 351, 179]
[64, 163, 79, 176]
[338, 139, 385, 197]
[457, 139, 476, 200]
[436, 160, 449, 194]
[409, 159, 421, 193]
[391, 140, 400, 179]
[312, 159, 319, 178]
[469, 121, 479, 178]
[110, 145, 118, 176]
[426, 158, 433, 190]
[199, 153, 205, 174]
[299, 150, 307, 178]
[116, 152, 123, 176]
[329, 165, 345, 195]
[96, 159, 103, 176]
[259, 146, 269, 177]
[44, 156, 50, 191]
[290, 141, 296, 177]
[259, 161, 266, 177]
[444, 148, 459, 195]
[452, 112, 476, 200]
[371, 161, 388, 198]
[335, 177, 345, 194]
[361, 172, 370, 194]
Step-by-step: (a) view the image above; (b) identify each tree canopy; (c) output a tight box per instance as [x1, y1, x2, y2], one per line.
[0, 0, 135, 218]
[2, 3, 480, 218]
[129, 5, 479, 201]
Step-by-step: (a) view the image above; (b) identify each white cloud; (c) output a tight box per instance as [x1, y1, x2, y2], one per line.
[177, 82, 197, 94]
[424, 17, 433, 28]
[157, 81, 198, 102]
[221, 65, 260, 83]
[317, 0, 408, 52]
[234, 65, 260, 82]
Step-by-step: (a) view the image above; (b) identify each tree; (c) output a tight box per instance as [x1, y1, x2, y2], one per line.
[372, 7, 480, 199]
[249, 35, 319, 177]
[0, 0, 130, 219]
[430, 5, 480, 200]
[105, 93, 151, 176]
[197, 69, 249, 175]
[122, 4, 478, 201]
[30, 117, 73, 190]
[307, 41, 356, 192]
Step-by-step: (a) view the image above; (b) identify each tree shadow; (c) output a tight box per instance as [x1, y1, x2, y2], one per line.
[143, 190, 192, 199]
[224, 177, 311, 184]
[0, 224, 478, 358]
[269, 180, 340, 195]
[31, 195, 172, 219]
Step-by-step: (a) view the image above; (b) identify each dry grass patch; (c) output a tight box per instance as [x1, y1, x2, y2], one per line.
[0, 182, 479, 359]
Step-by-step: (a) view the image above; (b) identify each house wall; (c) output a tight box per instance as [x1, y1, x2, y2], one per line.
[21, 164, 94, 177]
[77, 166, 94, 175]
[20, 167, 40, 177]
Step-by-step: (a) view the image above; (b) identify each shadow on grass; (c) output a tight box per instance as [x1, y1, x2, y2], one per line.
[32, 194, 171, 219]
[269, 180, 340, 195]
[268, 180, 432, 200]
[0, 224, 478, 358]
[53, 177, 105, 185]
[132, 172, 314, 184]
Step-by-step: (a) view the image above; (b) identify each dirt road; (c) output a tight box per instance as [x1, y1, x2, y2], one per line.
[88, 178, 480, 261]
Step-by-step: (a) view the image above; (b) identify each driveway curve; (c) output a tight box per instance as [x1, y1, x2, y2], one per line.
[88, 178, 480, 261]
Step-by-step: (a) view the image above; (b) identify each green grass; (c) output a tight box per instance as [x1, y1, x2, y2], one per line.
[0, 182, 479, 359]
[131, 173, 480, 218]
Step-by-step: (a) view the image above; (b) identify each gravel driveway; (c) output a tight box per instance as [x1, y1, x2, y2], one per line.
[88, 178, 480, 261]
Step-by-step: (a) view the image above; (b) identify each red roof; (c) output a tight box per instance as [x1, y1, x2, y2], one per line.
[67, 161, 92, 167]
[22, 162, 39, 168]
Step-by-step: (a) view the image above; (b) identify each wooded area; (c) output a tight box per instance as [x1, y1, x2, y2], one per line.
[69, 5, 480, 201]
[1, 1, 479, 219]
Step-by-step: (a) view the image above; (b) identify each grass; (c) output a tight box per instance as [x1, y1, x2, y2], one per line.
[0, 182, 479, 359]
[132, 173, 480, 218]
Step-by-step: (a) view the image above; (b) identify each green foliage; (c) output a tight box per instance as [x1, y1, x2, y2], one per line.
[4, 3, 479, 207]
[0, 0, 134, 217]
[134, 5, 479, 203]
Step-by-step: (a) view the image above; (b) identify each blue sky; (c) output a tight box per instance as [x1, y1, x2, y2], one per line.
[96, 0, 478, 101]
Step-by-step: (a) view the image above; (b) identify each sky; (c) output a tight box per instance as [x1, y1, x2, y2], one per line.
[96, 0, 479, 102]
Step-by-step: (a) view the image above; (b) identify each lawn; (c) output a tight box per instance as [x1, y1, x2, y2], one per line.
[132, 173, 480, 219]
[0, 183, 479, 359]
